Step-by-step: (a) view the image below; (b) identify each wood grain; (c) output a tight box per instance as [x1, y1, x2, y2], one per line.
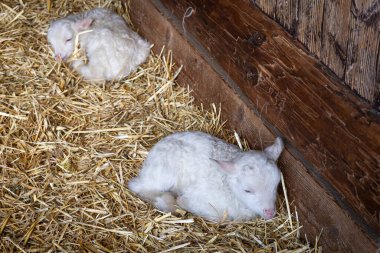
[274, 0, 299, 35]
[128, 0, 378, 251]
[297, 0, 324, 57]
[345, 1, 380, 103]
[254, 0, 324, 55]
[320, 0, 351, 79]
[251, 0, 276, 18]
[253, 0, 380, 105]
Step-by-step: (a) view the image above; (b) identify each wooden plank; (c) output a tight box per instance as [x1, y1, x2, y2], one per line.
[377, 46, 380, 109]
[128, 1, 378, 251]
[296, 0, 324, 57]
[159, 0, 380, 233]
[255, 0, 299, 34]
[251, 0, 276, 18]
[320, 0, 351, 79]
[345, 0, 380, 103]
[254, 0, 380, 104]
[274, 0, 299, 35]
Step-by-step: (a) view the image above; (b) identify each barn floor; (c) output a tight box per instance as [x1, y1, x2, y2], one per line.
[0, 0, 320, 252]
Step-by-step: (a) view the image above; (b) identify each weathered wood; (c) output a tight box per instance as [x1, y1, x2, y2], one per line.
[296, 0, 324, 56]
[252, 0, 276, 18]
[377, 47, 380, 109]
[253, 0, 380, 104]
[159, 0, 380, 234]
[320, 0, 351, 79]
[128, 0, 378, 251]
[345, 1, 380, 103]
[254, 0, 299, 32]
[274, 0, 298, 35]
[252, 0, 325, 58]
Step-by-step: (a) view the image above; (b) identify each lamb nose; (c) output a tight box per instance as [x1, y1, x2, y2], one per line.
[54, 54, 62, 61]
[264, 209, 274, 218]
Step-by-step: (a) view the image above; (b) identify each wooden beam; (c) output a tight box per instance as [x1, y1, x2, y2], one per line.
[253, 0, 380, 104]
[128, 0, 378, 251]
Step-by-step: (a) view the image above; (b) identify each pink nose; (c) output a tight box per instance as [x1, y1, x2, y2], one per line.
[54, 54, 62, 61]
[263, 209, 275, 219]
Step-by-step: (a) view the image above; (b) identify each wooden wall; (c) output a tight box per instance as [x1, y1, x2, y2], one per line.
[252, 0, 380, 107]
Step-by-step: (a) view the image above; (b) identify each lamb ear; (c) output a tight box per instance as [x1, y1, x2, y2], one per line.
[264, 137, 284, 161]
[73, 18, 93, 32]
[211, 159, 235, 174]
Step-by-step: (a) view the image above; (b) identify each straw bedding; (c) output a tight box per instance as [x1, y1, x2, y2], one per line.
[0, 0, 321, 252]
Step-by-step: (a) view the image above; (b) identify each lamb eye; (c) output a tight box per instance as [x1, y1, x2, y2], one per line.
[243, 165, 254, 171]
[65, 38, 72, 42]
[245, 190, 253, 193]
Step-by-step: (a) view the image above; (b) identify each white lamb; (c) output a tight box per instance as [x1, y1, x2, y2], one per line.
[47, 8, 150, 80]
[128, 131, 284, 221]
